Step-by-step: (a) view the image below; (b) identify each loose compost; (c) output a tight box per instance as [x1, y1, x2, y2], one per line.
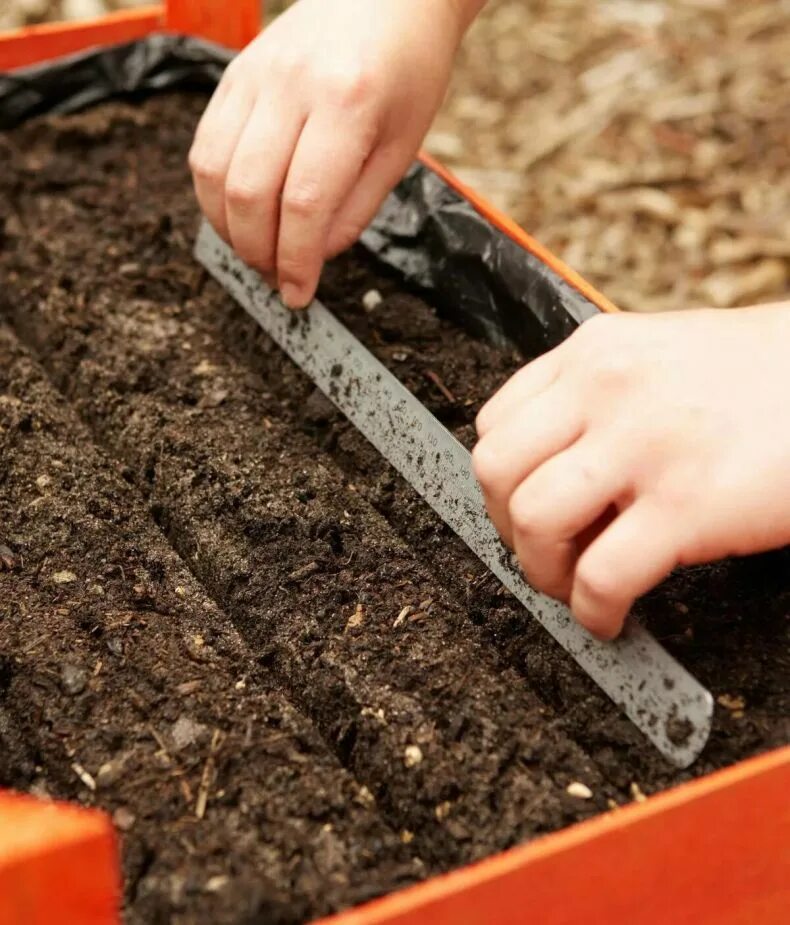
[0, 93, 787, 923]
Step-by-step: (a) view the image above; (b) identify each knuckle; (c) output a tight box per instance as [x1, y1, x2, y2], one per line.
[508, 494, 542, 538]
[474, 407, 492, 436]
[575, 561, 618, 604]
[283, 180, 324, 218]
[326, 67, 374, 109]
[189, 150, 224, 184]
[277, 252, 310, 281]
[471, 439, 504, 490]
[656, 472, 696, 512]
[225, 178, 262, 210]
[589, 354, 634, 391]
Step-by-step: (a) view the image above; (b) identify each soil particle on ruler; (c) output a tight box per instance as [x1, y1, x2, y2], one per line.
[0, 97, 614, 874]
[0, 328, 418, 923]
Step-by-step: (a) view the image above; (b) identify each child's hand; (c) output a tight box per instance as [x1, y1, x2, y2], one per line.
[190, 0, 474, 309]
[473, 304, 790, 639]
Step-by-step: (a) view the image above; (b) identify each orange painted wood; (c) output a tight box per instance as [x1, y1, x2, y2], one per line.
[166, 0, 262, 49]
[419, 151, 620, 315]
[319, 746, 790, 925]
[0, 791, 119, 925]
[0, 6, 163, 71]
[1, 18, 788, 925]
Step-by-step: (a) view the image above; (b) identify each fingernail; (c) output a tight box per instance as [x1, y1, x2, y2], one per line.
[280, 282, 307, 310]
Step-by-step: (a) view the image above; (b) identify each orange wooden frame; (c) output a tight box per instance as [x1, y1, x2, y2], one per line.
[0, 4, 788, 924]
[0, 792, 119, 925]
[0, 1, 263, 71]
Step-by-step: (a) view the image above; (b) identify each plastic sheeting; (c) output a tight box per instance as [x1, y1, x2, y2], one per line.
[0, 34, 598, 355]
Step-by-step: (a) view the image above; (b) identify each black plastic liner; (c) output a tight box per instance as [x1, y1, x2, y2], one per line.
[0, 33, 598, 355]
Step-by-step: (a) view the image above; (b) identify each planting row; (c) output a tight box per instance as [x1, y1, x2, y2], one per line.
[0, 326, 418, 923]
[0, 89, 787, 921]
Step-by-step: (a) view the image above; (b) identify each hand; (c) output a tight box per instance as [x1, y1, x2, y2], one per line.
[473, 303, 790, 639]
[189, 0, 474, 309]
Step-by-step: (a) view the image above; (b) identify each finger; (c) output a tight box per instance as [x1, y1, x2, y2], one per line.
[277, 112, 376, 308]
[571, 499, 679, 639]
[225, 96, 305, 273]
[472, 384, 583, 546]
[508, 439, 629, 601]
[325, 140, 414, 258]
[476, 349, 561, 438]
[190, 83, 255, 242]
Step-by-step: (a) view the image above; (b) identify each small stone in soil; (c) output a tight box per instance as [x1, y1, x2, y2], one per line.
[403, 745, 423, 768]
[205, 875, 230, 894]
[171, 715, 208, 751]
[566, 781, 594, 800]
[97, 754, 128, 788]
[61, 663, 88, 696]
[52, 570, 77, 584]
[112, 806, 136, 832]
[362, 289, 383, 311]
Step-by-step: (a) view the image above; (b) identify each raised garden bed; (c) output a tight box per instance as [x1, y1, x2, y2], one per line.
[0, 87, 788, 921]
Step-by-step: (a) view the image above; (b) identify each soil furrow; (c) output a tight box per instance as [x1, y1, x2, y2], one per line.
[0, 326, 418, 924]
[0, 96, 616, 872]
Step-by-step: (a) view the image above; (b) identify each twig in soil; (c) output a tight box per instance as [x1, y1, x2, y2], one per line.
[423, 369, 457, 404]
[393, 605, 412, 628]
[22, 634, 49, 656]
[196, 729, 223, 820]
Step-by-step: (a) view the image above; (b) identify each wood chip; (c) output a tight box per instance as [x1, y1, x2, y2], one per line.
[433, 0, 790, 314]
[717, 693, 746, 712]
[434, 801, 452, 821]
[345, 603, 365, 632]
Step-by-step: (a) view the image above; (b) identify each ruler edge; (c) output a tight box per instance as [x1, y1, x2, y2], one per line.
[194, 221, 714, 768]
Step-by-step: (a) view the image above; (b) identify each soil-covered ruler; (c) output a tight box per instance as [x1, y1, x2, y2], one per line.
[195, 220, 714, 768]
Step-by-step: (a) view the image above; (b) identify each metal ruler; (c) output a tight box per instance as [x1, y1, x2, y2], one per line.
[196, 220, 713, 768]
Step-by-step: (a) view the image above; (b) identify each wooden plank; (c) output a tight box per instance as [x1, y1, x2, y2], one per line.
[0, 792, 119, 925]
[0, 6, 163, 71]
[319, 746, 790, 925]
[166, 0, 262, 49]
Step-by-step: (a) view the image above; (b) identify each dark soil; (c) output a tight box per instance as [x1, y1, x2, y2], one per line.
[0, 327, 418, 924]
[0, 93, 788, 922]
